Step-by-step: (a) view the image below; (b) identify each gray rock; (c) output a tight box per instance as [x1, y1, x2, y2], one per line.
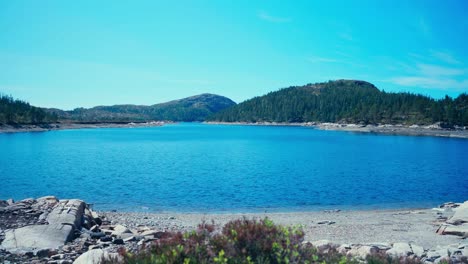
[387, 242, 412, 257]
[51, 253, 65, 260]
[0, 200, 8, 207]
[410, 244, 425, 257]
[1, 199, 85, 250]
[442, 225, 468, 237]
[312, 240, 336, 251]
[36, 196, 58, 205]
[35, 248, 50, 258]
[446, 201, 468, 225]
[111, 224, 132, 237]
[90, 232, 106, 239]
[347, 245, 378, 259]
[337, 244, 351, 254]
[426, 248, 449, 262]
[72, 249, 120, 264]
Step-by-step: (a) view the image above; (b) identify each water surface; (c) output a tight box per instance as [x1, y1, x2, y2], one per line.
[0, 123, 467, 212]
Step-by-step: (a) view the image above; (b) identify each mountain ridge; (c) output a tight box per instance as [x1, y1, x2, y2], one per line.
[207, 79, 468, 126]
[46, 93, 236, 123]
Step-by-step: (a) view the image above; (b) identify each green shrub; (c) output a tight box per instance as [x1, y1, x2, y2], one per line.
[102, 218, 425, 264]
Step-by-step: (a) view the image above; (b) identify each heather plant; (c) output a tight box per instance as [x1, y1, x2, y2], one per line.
[103, 218, 425, 264]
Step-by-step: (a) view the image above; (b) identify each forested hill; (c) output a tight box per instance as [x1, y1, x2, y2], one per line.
[207, 80, 468, 126]
[0, 94, 58, 124]
[48, 93, 236, 122]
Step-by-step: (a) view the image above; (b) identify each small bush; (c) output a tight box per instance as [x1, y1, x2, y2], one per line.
[102, 218, 424, 264]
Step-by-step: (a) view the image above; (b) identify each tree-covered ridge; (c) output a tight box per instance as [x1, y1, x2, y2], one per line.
[0, 94, 58, 124]
[49, 93, 236, 122]
[208, 80, 468, 126]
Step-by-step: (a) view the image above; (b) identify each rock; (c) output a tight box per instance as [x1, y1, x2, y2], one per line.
[1, 199, 85, 250]
[113, 238, 124, 245]
[111, 224, 132, 237]
[426, 248, 448, 262]
[19, 198, 35, 204]
[72, 249, 120, 264]
[337, 244, 351, 254]
[100, 236, 112, 242]
[123, 236, 137, 242]
[35, 248, 50, 258]
[312, 240, 335, 251]
[0, 200, 8, 207]
[317, 220, 336, 225]
[347, 245, 378, 259]
[446, 201, 468, 225]
[410, 244, 425, 257]
[51, 254, 65, 260]
[369, 243, 392, 251]
[90, 232, 106, 239]
[139, 230, 159, 237]
[441, 225, 468, 237]
[387, 242, 412, 257]
[91, 211, 99, 219]
[7, 198, 14, 205]
[36, 196, 58, 205]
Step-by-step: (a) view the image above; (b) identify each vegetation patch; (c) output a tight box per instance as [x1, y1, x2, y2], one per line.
[103, 218, 430, 264]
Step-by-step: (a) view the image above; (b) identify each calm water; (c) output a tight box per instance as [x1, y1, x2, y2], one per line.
[0, 123, 467, 212]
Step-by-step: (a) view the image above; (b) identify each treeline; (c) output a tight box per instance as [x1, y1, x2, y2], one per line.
[0, 94, 58, 124]
[50, 94, 237, 123]
[208, 80, 468, 127]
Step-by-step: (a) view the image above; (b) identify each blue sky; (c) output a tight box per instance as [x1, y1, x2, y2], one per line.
[0, 0, 467, 109]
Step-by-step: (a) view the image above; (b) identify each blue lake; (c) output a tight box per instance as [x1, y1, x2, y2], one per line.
[0, 123, 467, 212]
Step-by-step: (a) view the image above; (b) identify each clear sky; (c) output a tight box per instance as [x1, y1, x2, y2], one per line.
[0, 0, 467, 109]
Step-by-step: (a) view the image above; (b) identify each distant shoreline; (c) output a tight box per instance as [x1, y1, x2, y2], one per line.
[205, 121, 468, 139]
[2, 121, 468, 139]
[0, 121, 167, 133]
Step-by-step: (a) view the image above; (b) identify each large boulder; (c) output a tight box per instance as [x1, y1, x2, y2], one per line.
[73, 249, 121, 264]
[447, 201, 468, 225]
[347, 245, 378, 259]
[386, 242, 412, 257]
[1, 199, 85, 251]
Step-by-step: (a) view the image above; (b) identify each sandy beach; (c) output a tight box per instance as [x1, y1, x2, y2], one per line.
[100, 207, 464, 250]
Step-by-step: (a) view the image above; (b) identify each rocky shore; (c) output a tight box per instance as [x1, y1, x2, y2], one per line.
[205, 121, 468, 139]
[0, 121, 166, 133]
[0, 197, 467, 263]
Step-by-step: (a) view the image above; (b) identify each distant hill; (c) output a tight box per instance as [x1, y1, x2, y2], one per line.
[48, 93, 236, 122]
[0, 94, 58, 124]
[207, 80, 468, 126]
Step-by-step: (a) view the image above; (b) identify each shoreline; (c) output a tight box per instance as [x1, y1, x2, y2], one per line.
[0, 121, 167, 133]
[1, 197, 467, 263]
[2, 121, 467, 139]
[205, 121, 468, 139]
[98, 206, 464, 250]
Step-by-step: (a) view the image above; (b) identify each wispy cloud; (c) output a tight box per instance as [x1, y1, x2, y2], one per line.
[390, 77, 468, 91]
[430, 50, 461, 65]
[258, 11, 291, 23]
[417, 64, 465, 76]
[386, 61, 468, 91]
[307, 56, 339, 63]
